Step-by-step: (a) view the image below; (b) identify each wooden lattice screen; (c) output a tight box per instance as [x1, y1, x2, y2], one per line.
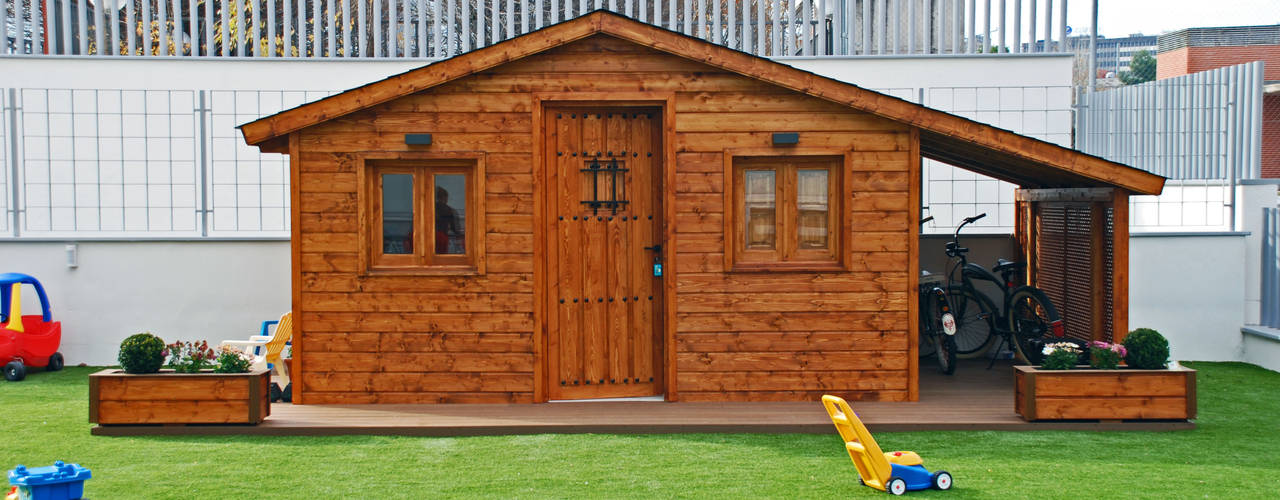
[1015, 188, 1130, 344]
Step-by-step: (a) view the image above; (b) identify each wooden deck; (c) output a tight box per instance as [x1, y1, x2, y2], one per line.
[91, 359, 1194, 436]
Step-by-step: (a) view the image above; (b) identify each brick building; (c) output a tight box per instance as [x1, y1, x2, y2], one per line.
[1157, 25, 1280, 178]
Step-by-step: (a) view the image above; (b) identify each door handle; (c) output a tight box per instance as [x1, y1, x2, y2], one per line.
[643, 244, 662, 253]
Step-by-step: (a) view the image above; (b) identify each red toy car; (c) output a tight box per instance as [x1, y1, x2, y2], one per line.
[1, 273, 63, 381]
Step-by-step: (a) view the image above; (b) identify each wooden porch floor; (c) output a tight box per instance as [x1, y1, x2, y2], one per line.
[91, 359, 1194, 436]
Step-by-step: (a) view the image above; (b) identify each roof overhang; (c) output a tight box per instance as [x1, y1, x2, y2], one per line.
[240, 10, 1165, 196]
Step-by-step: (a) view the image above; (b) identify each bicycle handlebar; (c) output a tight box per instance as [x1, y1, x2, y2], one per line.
[963, 213, 987, 224]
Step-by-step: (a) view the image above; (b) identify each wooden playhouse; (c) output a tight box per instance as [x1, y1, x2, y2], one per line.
[240, 11, 1164, 405]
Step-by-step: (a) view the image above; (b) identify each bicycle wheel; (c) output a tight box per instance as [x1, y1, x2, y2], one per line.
[932, 320, 958, 375]
[917, 294, 937, 358]
[944, 285, 998, 358]
[1006, 287, 1063, 364]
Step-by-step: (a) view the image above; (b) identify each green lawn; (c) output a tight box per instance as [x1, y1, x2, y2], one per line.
[2, 362, 1278, 499]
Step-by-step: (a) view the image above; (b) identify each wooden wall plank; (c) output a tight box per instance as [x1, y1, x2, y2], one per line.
[303, 372, 531, 392]
[301, 312, 534, 333]
[679, 390, 909, 402]
[675, 292, 909, 313]
[676, 311, 907, 332]
[306, 352, 534, 372]
[306, 332, 533, 353]
[675, 272, 908, 293]
[678, 331, 907, 352]
[677, 351, 908, 371]
[676, 370, 907, 392]
[305, 392, 534, 404]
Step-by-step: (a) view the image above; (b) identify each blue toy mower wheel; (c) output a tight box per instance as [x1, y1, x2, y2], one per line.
[47, 352, 64, 372]
[4, 361, 25, 381]
[931, 470, 953, 490]
[886, 477, 907, 495]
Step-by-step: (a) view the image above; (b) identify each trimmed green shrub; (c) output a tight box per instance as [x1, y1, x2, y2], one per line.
[118, 333, 165, 374]
[1122, 328, 1171, 369]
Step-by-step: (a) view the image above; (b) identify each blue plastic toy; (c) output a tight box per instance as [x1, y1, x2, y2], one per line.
[7, 462, 91, 500]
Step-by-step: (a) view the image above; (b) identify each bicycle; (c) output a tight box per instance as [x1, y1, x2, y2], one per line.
[917, 215, 957, 375]
[936, 213, 1066, 366]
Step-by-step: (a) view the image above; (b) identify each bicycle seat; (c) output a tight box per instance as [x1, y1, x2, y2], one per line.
[992, 259, 1025, 273]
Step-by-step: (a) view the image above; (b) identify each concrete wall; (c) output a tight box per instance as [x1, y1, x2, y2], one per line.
[784, 53, 1074, 89]
[1130, 233, 1248, 362]
[1, 53, 1074, 91]
[1243, 330, 1280, 373]
[4, 232, 1261, 367]
[3, 240, 289, 365]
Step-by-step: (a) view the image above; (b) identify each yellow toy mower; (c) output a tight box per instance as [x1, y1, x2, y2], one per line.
[822, 395, 953, 495]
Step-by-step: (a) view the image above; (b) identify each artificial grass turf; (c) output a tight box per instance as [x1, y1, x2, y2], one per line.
[2, 362, 1278, 499]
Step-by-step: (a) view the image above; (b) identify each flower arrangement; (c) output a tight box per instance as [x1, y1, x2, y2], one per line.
[1040, 342, 1082, 370]
[164, 340, 216, 373]
[1088, 341, 1128, 369]
[213, 347, 253, 374]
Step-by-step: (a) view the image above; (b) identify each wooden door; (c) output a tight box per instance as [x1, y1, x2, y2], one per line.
[545, 107, 663, 400]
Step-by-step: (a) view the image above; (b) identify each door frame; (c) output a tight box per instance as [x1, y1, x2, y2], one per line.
[532, 92, 677, 403]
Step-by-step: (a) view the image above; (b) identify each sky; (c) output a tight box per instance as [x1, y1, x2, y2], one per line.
[1066, 0, 1280, 38]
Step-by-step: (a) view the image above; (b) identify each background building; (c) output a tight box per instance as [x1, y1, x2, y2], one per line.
[1157, 24, 1280, 178]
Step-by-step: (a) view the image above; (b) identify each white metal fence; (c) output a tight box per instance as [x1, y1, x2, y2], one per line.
[4, 0, 1083, 58]
[1262, 207, 1280, 329]
[0, 83, 1069, 238]
[2, 88, 331, 238]
[1076, 61, 1265, 181]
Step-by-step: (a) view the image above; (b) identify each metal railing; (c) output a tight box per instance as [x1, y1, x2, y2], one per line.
[1262, 207, 1280, 329]
[0, 83, 1070, 238]
[1076, 61, 1265, 181]
[4, 0, 1082, 58]
[2, 87, 332, 238]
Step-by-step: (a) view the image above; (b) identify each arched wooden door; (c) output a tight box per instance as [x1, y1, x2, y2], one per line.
[544, 107, 664, 400]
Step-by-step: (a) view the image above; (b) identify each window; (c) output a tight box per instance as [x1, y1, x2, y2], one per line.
[363, 156, 484, 274]
[728, 154, 844, 271]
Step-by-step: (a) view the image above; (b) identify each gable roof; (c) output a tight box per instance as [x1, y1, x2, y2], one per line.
[240, 10, 1165, 195]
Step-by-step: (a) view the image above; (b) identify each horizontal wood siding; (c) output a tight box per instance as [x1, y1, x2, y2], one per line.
[667, 47, 912, 401]
[296, 34, 913, 403]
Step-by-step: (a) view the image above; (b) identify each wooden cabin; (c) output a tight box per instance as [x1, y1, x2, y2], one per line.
[241, 11, 1165, 405]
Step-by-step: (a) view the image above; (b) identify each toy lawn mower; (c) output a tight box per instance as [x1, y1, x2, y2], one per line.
[822, 395, 953, 495]
[1, 274, 64, 381]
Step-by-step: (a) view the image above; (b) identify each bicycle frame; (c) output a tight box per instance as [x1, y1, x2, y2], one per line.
[942, 215, 1014, 332]
[941, 214, 1067, 365]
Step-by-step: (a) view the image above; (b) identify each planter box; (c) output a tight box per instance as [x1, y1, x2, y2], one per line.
[89, 369, 271, 425]
[1015, 365, 1196, 421]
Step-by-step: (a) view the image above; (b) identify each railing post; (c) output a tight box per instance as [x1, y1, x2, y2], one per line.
[5, 89, 22, 237]
[196, 90, 211, 237]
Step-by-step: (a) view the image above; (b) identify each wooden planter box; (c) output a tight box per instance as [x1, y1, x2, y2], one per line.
[1015, 365, 1196, 421]
[89, 369, 271, 425]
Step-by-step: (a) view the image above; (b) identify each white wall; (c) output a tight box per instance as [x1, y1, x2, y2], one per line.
[1242, 332, 1280, 373]
[2, 241, 289, 365]
[783, 53, 1074, 89]
[0, 52, 1076, 91]
[0, 57, 422, 91]
[1129, 234, 1248, 362]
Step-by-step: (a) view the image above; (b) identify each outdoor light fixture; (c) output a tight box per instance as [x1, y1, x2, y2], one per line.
[404, 133, 433, 145]
[772, 132, 799, 145]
